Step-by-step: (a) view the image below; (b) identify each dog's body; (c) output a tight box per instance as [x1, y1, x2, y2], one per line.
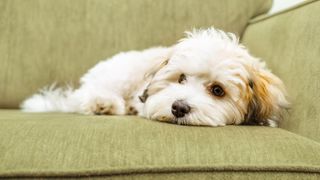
[21, 28, 289, 127]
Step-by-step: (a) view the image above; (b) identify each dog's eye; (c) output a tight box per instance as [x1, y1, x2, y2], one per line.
[211, 85, 225, 97]
[178, 74, 186, 84]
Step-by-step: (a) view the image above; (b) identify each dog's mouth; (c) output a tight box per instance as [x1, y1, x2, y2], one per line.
[154, 115, 191, 126]
[172, 117, 190, 125]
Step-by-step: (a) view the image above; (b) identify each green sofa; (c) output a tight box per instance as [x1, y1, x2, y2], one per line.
[0, 0, 319, 179]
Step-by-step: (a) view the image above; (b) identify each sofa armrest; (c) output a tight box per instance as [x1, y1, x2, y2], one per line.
[241, 0, 320, 142]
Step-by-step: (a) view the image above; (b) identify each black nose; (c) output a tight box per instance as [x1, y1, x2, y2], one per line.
[171, 100, 191, 118]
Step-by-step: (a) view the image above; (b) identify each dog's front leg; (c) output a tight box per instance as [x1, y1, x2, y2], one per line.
[72, 89, 126, 115]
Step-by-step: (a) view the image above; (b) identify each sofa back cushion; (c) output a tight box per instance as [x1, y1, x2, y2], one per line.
[242, 1, 320, 142]
[0, 0, 271, 108]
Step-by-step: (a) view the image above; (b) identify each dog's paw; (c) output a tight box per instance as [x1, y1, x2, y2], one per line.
[92, 101, 115, 115]
[126, 106, 138, 115]
[82, 96, 125, 115]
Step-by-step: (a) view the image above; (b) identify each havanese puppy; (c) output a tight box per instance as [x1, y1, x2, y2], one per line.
[21, 28, 289, 127]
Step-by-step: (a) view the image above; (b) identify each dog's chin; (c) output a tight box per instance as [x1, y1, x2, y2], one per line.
[172, 117, 197, 126]
[151, 113, 227, 127]
[152, 116, 192, 126]
[153, 115, 190, 126]
[152, 115, 174, 123]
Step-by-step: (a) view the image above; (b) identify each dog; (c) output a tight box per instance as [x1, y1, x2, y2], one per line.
[21, 28, 289, 127]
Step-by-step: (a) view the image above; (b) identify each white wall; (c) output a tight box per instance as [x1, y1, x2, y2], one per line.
[269, 0, 305, 14]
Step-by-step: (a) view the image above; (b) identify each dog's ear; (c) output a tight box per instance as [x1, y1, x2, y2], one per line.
[244, 69, 289, 126]
[139, 59, 169, 103]
[139, 49, 173, 103]
[144, 47, 175, 80]
[144, 58, 169, 79]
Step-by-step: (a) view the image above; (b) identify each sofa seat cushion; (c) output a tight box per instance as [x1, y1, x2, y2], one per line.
[0, 110, 319, 179]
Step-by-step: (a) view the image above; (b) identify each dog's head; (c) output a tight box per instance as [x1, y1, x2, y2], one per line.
[140, 28, 289, 126]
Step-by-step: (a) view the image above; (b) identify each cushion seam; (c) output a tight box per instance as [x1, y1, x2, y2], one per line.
[1, 165, 320, 178]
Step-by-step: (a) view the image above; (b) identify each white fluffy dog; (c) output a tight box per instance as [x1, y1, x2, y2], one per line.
[21, 28, 289, 127]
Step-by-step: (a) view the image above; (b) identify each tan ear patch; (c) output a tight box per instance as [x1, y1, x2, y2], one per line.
[253, 72, 274, 118]
[244, 70, 276, 126]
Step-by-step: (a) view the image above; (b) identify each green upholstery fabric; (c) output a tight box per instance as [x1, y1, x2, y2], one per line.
[1, 1, 320, 179]
[241, 0, 320, 142]
[0, 0, 272, 108]
[0, 110, 320, 179]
